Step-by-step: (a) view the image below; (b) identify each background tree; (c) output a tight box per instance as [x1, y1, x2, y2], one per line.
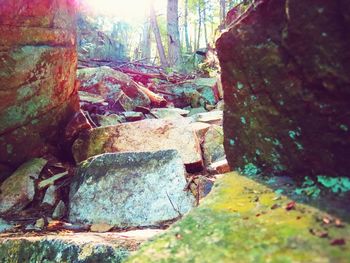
[167, 0, 182, 66]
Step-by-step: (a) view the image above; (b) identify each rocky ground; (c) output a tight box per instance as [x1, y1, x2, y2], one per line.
[0, 63, 230, 261]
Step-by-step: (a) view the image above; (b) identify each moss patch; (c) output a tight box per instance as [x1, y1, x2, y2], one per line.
[127, 173, 350, 263]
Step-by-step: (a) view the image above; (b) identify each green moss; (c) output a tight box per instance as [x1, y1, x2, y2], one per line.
[127, 173, 350, 263]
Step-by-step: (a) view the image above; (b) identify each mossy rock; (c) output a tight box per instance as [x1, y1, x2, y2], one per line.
[127, 173, 350, 262]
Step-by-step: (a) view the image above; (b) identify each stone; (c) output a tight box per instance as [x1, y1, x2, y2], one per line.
[42, 185, 58, 207]
[72, 119, 203, 171]
[0, 230, 162, 263]
[122, 111, 144, 122]
[52, 201, 67, 220]
[0, 158, 47, 214]
[215, 100, 225, 111]
[207, 159, 231, 175]
[77, 66, 150, 111]
[188, 107, 208, 117]
[69, 150, 195, 227]
[96, 114, 124, 126]
[150, 108, 189, 119]
[90, 223, 114, 233]
[35, 218, 45, 230]
[190, 176, 215, 200]
[189, 122, 211, 142]
[0, 0, 79, 171]
[0, 219, 13, 233]
[202, 125, 225, 166]
[64, 110, 92, 144]
[192, 111, 223, 125]
[126, 173, 350, 262]
[216, 0, 350, 178]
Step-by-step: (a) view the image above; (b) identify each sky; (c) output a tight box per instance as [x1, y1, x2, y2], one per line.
[83, 0, 167, 22]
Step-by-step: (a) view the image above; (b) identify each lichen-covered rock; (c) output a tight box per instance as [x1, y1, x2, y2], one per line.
[202, 125, 225, 166]
[0, 158, 47, 214]
[77, 66, 150, 111]
[72, 119, 203, 171]
[0, 230, 160, 263]
[69, 150, 195, 227]
[126, 173, 350, 262]
[0, 0, 79, 171]
[0, 219, 13, 233]
[216, 0, 350, 178]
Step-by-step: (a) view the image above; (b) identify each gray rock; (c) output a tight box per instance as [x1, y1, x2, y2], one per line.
[151, 108, 189, 119]
[202, 125, 225, 166]
[0, 158, 47, 214]
[0, 219, 13, 233]
[72, 118, 203, 171]
[52, 201, 67, 219]
[69, 150, 195, 227]
[42, 185, 57, 206]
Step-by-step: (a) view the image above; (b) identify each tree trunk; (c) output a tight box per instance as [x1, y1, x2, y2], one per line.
[197, 1, 201, 50]
[167, 0, 182, 66]
[150, 3, 168, 67]
[184, 0, 192, 53]
[220, 0, 226, 30]
[141, 19, 151, 63]
[203, 3, 208, 45]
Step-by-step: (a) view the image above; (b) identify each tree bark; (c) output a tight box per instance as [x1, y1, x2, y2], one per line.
[167, 0, 182, 66]
[150, 3, 168, 67]
[220, 0, 226, 30]
[184, 0, 192, 53]
[203, 3, 208, 45]
[141, 19, 151, 63]
[196, 1, 201, 50]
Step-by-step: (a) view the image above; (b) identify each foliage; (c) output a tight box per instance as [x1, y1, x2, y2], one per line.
[295, 175, 350, 198]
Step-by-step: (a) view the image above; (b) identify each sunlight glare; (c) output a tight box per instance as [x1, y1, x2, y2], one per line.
[83, 0, 163, 21]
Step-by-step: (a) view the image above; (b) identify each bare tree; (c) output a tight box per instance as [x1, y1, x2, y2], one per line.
[150, 3, 168, 67]
[141, 19, 151, 63]
[184, 0, 192, 53]
[167, 0, 182, 66]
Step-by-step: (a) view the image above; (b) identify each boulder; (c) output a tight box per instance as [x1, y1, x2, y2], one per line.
[0, 219, 13, 233]
[0, 230, 162, 263]
[0, 158, 47, 214]
[216, 0, 350, 178]
[202, 125, 225, 166]
[126, 173, 350, 262]
[69, 150, 195, 227]
[0, 0, 79, 171]
[77, 66, 151, 111]
[72, 119, 203, 171]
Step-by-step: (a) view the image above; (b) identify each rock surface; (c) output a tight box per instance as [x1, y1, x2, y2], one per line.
[216, 0, 350, 178]
[0, 0, 79, 171]
[0, 219, 13, 233]
[202, 125, 225, 166]
[127, 173, 350, 262]
[0, 230, 162, 263]
[0, 158, 47, 214]
[72, 119, 203, 171]
[77, 66, 150, 111]
[69, 150, 195, 227]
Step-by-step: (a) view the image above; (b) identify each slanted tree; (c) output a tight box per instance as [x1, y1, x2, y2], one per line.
[150, 2, 169, 67]
[167, 0, 182, 66]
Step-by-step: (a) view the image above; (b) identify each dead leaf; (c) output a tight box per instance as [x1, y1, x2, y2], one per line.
[330, 239, 346, 246]
[286, 201, 296, 211]
[271, 204, 280, 210]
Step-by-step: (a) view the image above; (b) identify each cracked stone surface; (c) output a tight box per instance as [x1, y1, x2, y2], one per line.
[69, 150, 195, 227]
[216, 0, 350, 178]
